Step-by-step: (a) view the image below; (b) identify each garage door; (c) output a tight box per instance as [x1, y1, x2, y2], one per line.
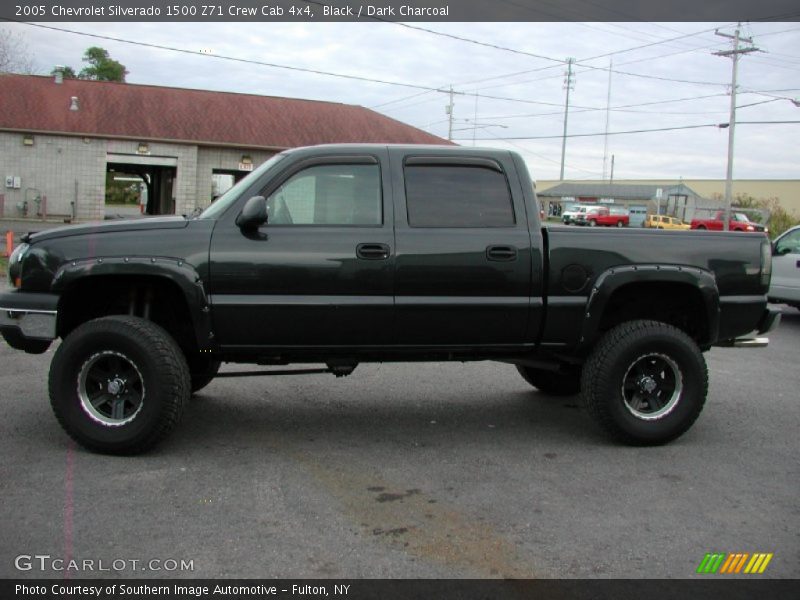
[628, 205, 647, 227]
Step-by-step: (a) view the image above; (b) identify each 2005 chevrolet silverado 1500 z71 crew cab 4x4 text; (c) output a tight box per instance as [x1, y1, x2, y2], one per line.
[0, 145, 780, 454]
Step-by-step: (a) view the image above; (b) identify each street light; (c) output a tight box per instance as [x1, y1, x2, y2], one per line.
[451, 122, 508, 146]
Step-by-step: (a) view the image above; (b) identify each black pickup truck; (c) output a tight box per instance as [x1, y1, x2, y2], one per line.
[1, 145, 779, 454]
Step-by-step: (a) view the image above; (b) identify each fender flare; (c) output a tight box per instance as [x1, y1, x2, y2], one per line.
[576, 264, 720, 352]
[50, 257, 214, 350]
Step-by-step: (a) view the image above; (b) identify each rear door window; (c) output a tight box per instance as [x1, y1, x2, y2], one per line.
[404, 163, 515, 228]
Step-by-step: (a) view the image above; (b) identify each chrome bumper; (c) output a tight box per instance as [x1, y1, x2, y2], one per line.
[717, 306, 781, 349]
[0, 306, 57, 340]
[0, 291, 60, 341]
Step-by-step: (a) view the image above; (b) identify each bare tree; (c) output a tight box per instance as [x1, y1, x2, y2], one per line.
[0, 27, 35, 74]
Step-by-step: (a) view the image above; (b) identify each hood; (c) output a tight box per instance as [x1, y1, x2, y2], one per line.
[23, 216, 190, 244]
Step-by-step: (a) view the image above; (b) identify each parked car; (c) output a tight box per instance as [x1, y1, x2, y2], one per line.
[691, 210, 768, 233]
[561, 204, 587, 225]
[768, 224, 800, 309]
[574, 205, 629, 227]
[645, 215, 691, 230]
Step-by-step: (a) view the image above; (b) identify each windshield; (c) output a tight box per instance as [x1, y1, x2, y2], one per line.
[733, 212, 751, 222]
[198, 153, 286, 220]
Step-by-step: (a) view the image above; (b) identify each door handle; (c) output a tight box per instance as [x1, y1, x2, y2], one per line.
[486, 245, 517, 262]
[357, 243, 390, 260]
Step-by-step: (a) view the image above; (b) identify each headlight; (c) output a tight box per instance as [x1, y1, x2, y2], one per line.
[8, 242, 29, 288]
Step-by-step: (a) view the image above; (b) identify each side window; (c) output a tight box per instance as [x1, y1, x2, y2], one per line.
[266, 164, 381, 226]
[404, 164, 515, 228]
[776, 230, 800, 254]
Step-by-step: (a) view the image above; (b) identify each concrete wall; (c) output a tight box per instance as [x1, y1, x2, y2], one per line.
[1, 131, 281, 221]
[1, 131, 105, 221]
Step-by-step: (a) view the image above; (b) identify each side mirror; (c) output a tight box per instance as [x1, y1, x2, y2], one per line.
[235, 196, 267, 230]
[774, 245, 790, 256]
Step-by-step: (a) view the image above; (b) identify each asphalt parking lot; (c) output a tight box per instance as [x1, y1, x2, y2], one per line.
[1, 302, 798, 580]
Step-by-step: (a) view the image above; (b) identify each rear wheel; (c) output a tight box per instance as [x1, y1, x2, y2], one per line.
[49, 316, 190, 454]
[581, 320, 707, 445]
[517, 365, 582, 396]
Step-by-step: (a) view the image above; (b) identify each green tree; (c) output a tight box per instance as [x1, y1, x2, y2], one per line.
[78, 46, 128, 82]
[50, 65, 77, 79]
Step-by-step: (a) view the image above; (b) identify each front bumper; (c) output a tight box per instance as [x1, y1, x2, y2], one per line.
[0, 291, 59, 341]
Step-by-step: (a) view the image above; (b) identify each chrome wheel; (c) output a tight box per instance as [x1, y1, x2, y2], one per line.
[78, 351, 145, 426]
[621, 353, 683, 420]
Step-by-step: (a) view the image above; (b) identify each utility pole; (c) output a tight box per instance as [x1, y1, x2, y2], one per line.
[714, 24, 758, 231]
[559, 58, 575, 181]
[610, 154, 615, 183]
[472, 93, 479, 146]
[446, 85, 455, 141]
[602, 59, 613, 181]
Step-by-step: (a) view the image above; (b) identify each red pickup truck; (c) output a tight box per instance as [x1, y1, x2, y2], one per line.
[573, 206, 629, 227]
[691, 210, 768, 233]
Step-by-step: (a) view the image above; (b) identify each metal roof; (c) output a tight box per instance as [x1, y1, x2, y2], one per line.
[537, 182, 702, 200]
[0, 74, 451, 149]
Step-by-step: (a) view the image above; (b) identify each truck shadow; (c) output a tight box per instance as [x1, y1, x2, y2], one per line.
[175, 386, 604, 452]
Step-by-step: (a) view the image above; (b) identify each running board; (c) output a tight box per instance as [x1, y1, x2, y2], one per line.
[214, 364, 357, 378]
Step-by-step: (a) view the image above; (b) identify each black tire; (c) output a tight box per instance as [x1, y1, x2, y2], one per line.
[616, 220, 624, 228]
[188, 355, 221, 393]
[516, 365, 582, 396]
[588, 219, 597, 227]
[581, 320, 707, 446]
[49, 316, 190, 455]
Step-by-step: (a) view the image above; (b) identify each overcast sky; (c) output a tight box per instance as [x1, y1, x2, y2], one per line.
[4, 20, 800, 181]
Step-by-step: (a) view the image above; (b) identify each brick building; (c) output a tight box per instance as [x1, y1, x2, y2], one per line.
[0, 74, 449, 221]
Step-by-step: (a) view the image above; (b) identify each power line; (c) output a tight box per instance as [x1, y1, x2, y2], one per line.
[10, 20, 455, 93]
[456, 121, 799, 141]
[373, 22, 739, 108]
[302, 0, 566, 64]
[372, 23, 786, 111]
[7, 20, 580, 110]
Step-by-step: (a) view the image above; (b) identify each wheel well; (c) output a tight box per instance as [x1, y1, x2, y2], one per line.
[57, 276, 197, 352]
[597, 282, 709, 343]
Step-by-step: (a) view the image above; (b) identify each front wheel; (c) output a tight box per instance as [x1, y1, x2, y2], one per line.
[588, 220, 597, 227]
[581, 320, 707, 445]
[616, 220, 624, 227]
[49, 316, 190, 454]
